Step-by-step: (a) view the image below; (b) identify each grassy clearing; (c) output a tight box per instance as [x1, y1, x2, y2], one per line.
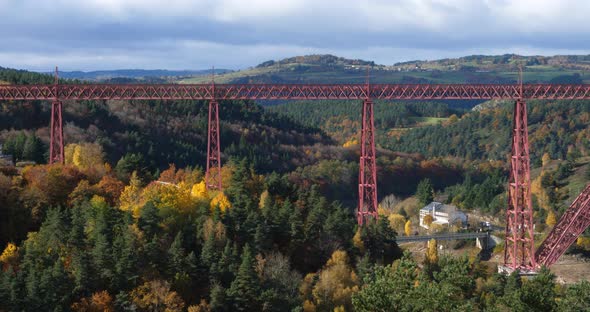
[410, 117, 448, 126]
[565, 157, 590, 201]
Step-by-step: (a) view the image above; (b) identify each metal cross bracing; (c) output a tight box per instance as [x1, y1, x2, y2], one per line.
[3, 80, 590, 272]
[205, 100, 222, 191]
[357, 98, 378, 225]
[536, 184, 590, 268]
[49, 67, 64, 164]
[504, 99, 536, 271]
[3, 83, 590, 100]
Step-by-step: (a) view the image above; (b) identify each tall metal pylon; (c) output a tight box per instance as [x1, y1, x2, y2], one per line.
[49, 66, 64, 164]
[205, 67, 222, 191]
[503, 66, 536, 271]
[357, 68, 378, 225]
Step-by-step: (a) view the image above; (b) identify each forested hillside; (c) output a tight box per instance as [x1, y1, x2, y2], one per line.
[266, 100, 465, 143]
[385, 100, 590, 163]
[2, 66, 590, 311]
[270, 98, 590, 213]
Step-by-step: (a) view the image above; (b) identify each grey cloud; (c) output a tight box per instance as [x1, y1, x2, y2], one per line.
[0, 0, 588, 70]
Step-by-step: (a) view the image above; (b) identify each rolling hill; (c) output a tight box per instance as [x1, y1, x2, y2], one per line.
[179, 54, 590, 84]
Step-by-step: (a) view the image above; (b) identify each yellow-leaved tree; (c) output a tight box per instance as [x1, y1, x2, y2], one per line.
[71, 291, 115, 312]
[0, 243, 18, 268]
[342, 138, 358, 148]
[65, 143, 104, 170]
[531, 171, 551, 211]
[130, 280, 184, 312]
[74, 143, 104, 169]
[546, 210, 557, 227]
[310, 250, 359, 311]
[191, 180, 208, 200]
[137, 181, 196, 218]
[404, 220, 412, 236]
[119, 172, 143, 217]
[577, 237, 590, 250]
[388, 214, 406, 233]
[423, 214, 434, 228]
[158, 182, 195, 214]
[425, 238, 439, 265]
[210, 192, 231, 213]
[352, 229, 365, 253]
[259, 190, 270, 209]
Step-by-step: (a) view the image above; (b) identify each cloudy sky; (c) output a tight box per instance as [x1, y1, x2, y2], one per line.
[1, 0, 589, 71]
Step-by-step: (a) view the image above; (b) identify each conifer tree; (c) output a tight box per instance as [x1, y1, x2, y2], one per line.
[12, 132, 27, 161]
[288, 203, 304, 250]
[168, 232, 186, 276]
[139, 201, 161, 238]
[112, 225, 138, 290]
[218, 241, 237, 285]
[227, 244, 260, 311]
[210, 283, 226, 312]
[416, 178, 434, 205]
[201, 233, 219, 272]
[22, 134, 44, 163]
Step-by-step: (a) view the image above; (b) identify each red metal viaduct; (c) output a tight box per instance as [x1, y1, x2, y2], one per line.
[1, 70, 590, 273]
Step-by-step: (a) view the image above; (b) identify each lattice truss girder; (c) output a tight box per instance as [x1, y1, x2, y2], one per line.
[536, 184, 590, 267]
[2, 84, 590, 100]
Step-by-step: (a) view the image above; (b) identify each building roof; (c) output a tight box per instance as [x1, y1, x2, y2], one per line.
[420, 202, 458, 214]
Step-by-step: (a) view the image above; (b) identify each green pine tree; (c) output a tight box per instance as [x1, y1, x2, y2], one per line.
[112, 225, 138, 290]
[201, 232, 219, 270]
[139, 201, 161, 239]
[218, 241, 236, 285]
[416, 178, 435, 205]
[288, 203, 304, 253]
[210, 283, 227, 312]
[70, 250, 92, 295]
[227, 244, 260, 311]
[22, 134, 44, 163]
[12, 132, 27, 161]
[168, 232, 186, 275]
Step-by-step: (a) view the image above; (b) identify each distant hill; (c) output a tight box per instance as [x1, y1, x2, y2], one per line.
[5, 53, 589, 84]
[392, 54, 590, 71]
[179, 54, 590, 84]
[51, 68, 232, 81]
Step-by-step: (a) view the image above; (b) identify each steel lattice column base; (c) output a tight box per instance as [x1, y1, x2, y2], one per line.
[206, 100, 222, 191]
[504, 99, 536, 272]
[357, 98, 378, 226]
[49, 100, 64, 164]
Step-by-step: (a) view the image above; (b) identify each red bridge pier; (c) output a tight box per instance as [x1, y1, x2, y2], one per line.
[357, 98, 378, 225]
[206, 99, 222, 191]
[49, 100, 64, 164]
[503, 99, 536, 272]
[49, 67, 64, 164]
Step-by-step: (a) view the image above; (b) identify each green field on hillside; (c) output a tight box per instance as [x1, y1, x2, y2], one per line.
[179, 66, 588, 84]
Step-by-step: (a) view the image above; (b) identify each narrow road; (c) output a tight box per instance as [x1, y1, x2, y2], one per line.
[396, 231, 490, 243]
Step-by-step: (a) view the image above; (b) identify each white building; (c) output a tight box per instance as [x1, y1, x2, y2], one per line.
[419, 202, 467, 229]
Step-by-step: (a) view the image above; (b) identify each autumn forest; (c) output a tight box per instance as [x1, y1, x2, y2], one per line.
[1, 67, 590, 311]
